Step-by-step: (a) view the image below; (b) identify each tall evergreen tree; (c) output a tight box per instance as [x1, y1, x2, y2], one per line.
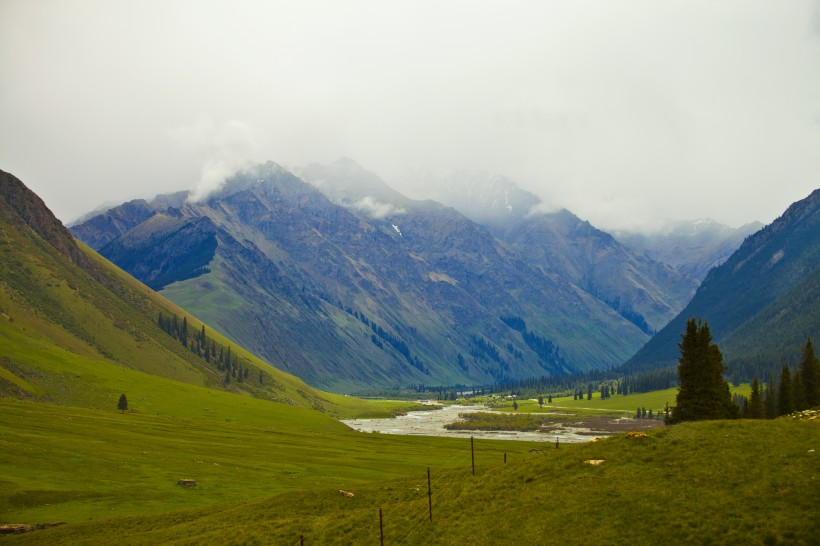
[748, 376, 764, 419]
[671, 318, 736, 423]
[181, 316, 188, 347]
[117, 393, 128, 414]
[792, 371, 807, 412]
[764, 373, 777, 419]
[798, 339, 820, 407]
[777, 364, 793, 417]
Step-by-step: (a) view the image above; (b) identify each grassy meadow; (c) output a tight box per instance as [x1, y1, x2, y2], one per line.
[485, 385, 752, 417]
[0, 398, 533, 526]
[5, 416, 817, 545]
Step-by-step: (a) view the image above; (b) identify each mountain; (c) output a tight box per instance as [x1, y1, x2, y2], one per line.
[614, 219, 763, 281]
[72, 160, 650, 392]
[0, 168, 369, 415]
[407, 170, 699, 334]
[625, 189, 820, 372]
[406, 170, 542, 231]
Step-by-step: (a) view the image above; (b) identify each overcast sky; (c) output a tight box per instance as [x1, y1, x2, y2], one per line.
[2, 1, 819, 230]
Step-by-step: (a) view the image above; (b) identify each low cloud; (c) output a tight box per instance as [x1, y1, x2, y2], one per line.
[167, 117, 267, 203]
[351, 196, 405, 220]
[525, 201, 563, 218]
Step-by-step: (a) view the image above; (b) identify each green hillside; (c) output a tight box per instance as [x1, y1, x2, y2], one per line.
[0, 168, 405, 419]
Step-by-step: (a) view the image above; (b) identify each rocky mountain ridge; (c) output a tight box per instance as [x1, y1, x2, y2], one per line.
[72, 161, 653, 391]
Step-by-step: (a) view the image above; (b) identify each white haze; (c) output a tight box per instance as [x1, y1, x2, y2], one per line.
[1, 1, 819, 231]
[166, 117, 268, 203]
[351, 197, 406, 220]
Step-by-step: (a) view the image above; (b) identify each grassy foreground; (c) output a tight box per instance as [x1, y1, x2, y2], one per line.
[0, 399, 533, 526]
[6, 416, 817, 545]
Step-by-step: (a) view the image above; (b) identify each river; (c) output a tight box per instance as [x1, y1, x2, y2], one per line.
[341, 403, 645, 443]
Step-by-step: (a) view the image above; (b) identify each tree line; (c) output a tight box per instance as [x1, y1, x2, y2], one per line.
[734, 340, 820, 419]
[157, 311, 257, 386]
[671, 318, 818, 423]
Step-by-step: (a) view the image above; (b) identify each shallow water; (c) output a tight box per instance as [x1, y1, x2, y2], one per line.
[341, 404, 604, 443]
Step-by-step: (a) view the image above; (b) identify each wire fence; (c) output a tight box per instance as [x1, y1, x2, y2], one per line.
[290, 435, 557, 545]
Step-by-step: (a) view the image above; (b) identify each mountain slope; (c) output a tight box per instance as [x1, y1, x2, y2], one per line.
[625, 188, 820, 371]
[0, 168, 388, 416]
[497, 210, 697, 334]
[407, 170, 698, 334]
[72, 161, 649, 391]
[614, 219, 763, 281]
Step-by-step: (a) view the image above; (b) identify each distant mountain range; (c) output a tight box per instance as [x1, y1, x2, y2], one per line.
[71, 160, 706, 391]
[408, 170, 701, 334]
[613, 219, 763, 281]
[71, 158, 812, 391]
[625, 188, 820, 373]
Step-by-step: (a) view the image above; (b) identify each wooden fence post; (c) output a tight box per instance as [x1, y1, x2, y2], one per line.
[471, 436, 475, 475]
[379, 507, 384, 546]
[427, 467, 432, 522]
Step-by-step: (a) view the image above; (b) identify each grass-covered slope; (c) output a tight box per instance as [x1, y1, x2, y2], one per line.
[626, 188, 820, 372]
[0, 168, 406, 418]
[9, 416, 818, 545]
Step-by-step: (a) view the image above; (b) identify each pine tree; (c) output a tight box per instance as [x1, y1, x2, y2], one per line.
[748, 376, 764, 419]
[792, 371, 807, 412]
[181, 317, 188, 347]
[117, 394, 128, 413]
[764, 373, 777, 419]
[537, 395, 544, 407]
[777, 364, 793, 417]
[671, 318, 736, 423]
[798, 338, 820, 407]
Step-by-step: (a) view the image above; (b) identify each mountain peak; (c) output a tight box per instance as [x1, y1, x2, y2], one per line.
[0, 169, 92, 270]
[297, 159, 412, 219]
[409, 170, 542, 228]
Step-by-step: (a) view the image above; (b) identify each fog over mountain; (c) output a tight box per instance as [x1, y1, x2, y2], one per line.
[614, 220, 765, 281]
[2, 1, 819, 232]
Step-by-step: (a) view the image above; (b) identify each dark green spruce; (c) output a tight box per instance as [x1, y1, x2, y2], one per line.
[798, 338, 820, 407]
[671, 318, 737, 423]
